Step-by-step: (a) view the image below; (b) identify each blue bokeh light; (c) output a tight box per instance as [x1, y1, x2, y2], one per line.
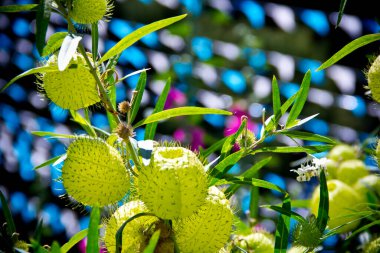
[300, 9, 329, 36]
[222, 69, 246, 94]
[239, 0, 265, 28]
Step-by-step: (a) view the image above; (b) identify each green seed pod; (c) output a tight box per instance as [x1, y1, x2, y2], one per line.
[367, 55, 380, 103]
[325, 159, 339, 180]
[234, 231, 274, 253]
[354, 175, 380, 200]
[310, 180, 365, 233]
[291, 215, 322, 250]
[70, 0, 111, 24]
[62, 137, 130, 207]
[236, 129, 256, 149]
[364, 236, 380, 253]
[41, 54, 100, 110]
[104, 200, 159, 253]
[173, 186, 233, 253]
[137, 147, 208, 219]
[327, 144, 357, 162]
[287, 246, 308, 253]
[336, 159, 369, 185]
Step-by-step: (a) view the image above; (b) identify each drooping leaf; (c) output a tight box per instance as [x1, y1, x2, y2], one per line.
[143, 230, 161, 253]
[36, 0, 52, 55]
[0, 4, 38, 12]
[33, 154, 64, 170]
[317, 33, 380, 71]
[134, 107, 232, 128]
[99, 14, 187, 64]
[144, 78, 171, 140]
[70, 110, 97, 137]
[227, 177, 287, 195]
[336, 0, 348, 27]
[251, 145, 333, 155]
[281, 130, 336, 144]
[209, 150, 244, 186]
[50, 241, 61, 253]
[316, 170, 329, 232]
[0, 65, 56, 93]
[42, 32, 68, 57]
[91, 22, 99, 61]
[58, 34, 82, 71]
[285, 70, 311, 128]
[31, 131, 76, 139]
[274, 195, 291, 253]
[86, 207, 100, 253]
[0, 190, 16, 235]
[263, 205, 306, 223]
[225, 157, 272, 197]
[130, 71, 147, 124]
[61, 229, 89, 253]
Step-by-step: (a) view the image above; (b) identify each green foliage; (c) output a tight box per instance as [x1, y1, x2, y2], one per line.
[130, 71, 147, 124]
[86, 207, 101, 253]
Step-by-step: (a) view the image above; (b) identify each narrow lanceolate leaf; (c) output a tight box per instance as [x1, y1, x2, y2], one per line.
[336, 0, 348, 27]
[316, 170, 329, 232]
[272, 75, 281, 121]
[348, 220, 380, 239]
[134, 107, 232, 128]
[281, 130, 336, 144]
[228, 177, 287, 195]
[317, 33, 380, 71]
[100, 14, 187, 63]
[31, 131, 76, 139]
[225, 157, 272, 197]
[61, 229, 89, 253]
[70, 110, 97, 137]
[33, 154, 64, 170]
[286, 70, 311, 128]
[143, 230, 161, 253]
[42, 32, 68, 57]
[36, 0, 52, 55]
[251, 145, 333, 154]
[274, 195, 291, 253]
[0, 190, 16, 235]
[0, 66, 56, 93]
[285, 113, 319, 130]
[199, 136, 228, 159]
[0, 4, 38, 12]
[33, 219, 44, 244]
[86, 207, 100, 253]
[263, 205, 306, 223]
[130, 71, 147, 124]
[209, 150, 244, 186]
[50, 241, 61, 253]
[58, 34, 82, 71]
[144, 78, 171, 140]
[106, 84, 118, 131]
[91, 23, 99, 61]
[220, 118, 246, 161]
[266, 92, 297, 132]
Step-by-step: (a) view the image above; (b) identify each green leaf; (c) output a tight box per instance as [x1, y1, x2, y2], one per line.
[143, 230, 161, 253]
[144, 78, 171, 140]
[0, 190, 16, 235]
[0, 4, 38, 12]
[336, 0, 348, 27]
[70, 110, 97, 137]
[291, 199, 310, 208]
[130, 71, 147, 124]
[106, 84, 118, 131]
[316, 170, 329, 232]
[317, 33, 380, 71]
[99, 14, 187, 64]
[50, 241, 61, 253]
[274, 195, 291, 253]
[250, 178, 287, 195]
[86, 207, 100, 253]
[251, 145, 333, 155]
[284, 113, 319, 130]
[61, 228, 89, 253]
[220, 118, 246, 161]
[33, 154, 64, 170]
[116, 213, 156, 253]
[42, 32, 68, 57]
[347, 220, 380, 239]
[0, 65, 56, 93]
[272, 75, 281, 121]
[263, 205, 306, 223]
[265, 92, 297, 132]
[199, 136, 228, 159]
[281, 130, 336, 144]
[31, 131, 76, 139]
[58, 34, 82, 71]
[36, 0, 52, 55]
[92, 23, 99, 61]
[134, 107, 232, 128]
[209, 150, 244, 186]
[285, 70, 311, 128]
[225, 157, 272, 197]
[33, 219, 44, 245]
[249, 184, 259, 219]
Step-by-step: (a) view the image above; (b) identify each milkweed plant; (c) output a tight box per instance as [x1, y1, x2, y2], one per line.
[0, 1, 379, 253]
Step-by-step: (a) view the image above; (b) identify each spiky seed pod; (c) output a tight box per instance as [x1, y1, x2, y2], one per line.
[70, 0, 112, 24]
[104, 200, 160, 253]
[310, 180, 365, 233]
[291, 215, 322, 249]
[137, 147, 208, 219]
[118, 101, 131, 114]
[233, 231, 274, 253]
[62, 137, 130, 207]
[115, 122, 135, 140]
[236, 130, 256, 149]
[336, 159, 369, 185]
[41, 54, 100, 110]
[367, 55, 380, 103]
[327, 144, 357, 162]
[173, 186, 233, 253]
[364, 236, 380, 253]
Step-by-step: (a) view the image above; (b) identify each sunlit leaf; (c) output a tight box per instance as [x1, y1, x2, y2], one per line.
[263, 205, 306, 223]
[86, 207, 100, 253]
[143, 230, 160, 253]
[70, 110, 97, 137]
[92, 22, 99, 61]
[36, 0, 52, 55]
[251, 145, 333, 155]
[274, 195, 291, 253]
[31, 131, 76, 139]
[316, 170, 329, 232]
[209, 150, 244, 186]
[61, 229, 89, 253]
[42, 32, 68, 57]
[33, 154, 64, 170]
[130, 71, 147, 124]
[281, 130, 336, 144]
[0, 4, 38, 12]
[50, 241, 61, 253]
[272, 75, 281, 123]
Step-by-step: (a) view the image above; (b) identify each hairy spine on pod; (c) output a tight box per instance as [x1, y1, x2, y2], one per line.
[70, 0, 113, 24]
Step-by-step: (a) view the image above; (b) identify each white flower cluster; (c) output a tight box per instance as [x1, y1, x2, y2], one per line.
[290, 158, 328, 182]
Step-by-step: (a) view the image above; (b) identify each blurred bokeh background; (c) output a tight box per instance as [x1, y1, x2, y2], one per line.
[0, 0, 379, 251]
